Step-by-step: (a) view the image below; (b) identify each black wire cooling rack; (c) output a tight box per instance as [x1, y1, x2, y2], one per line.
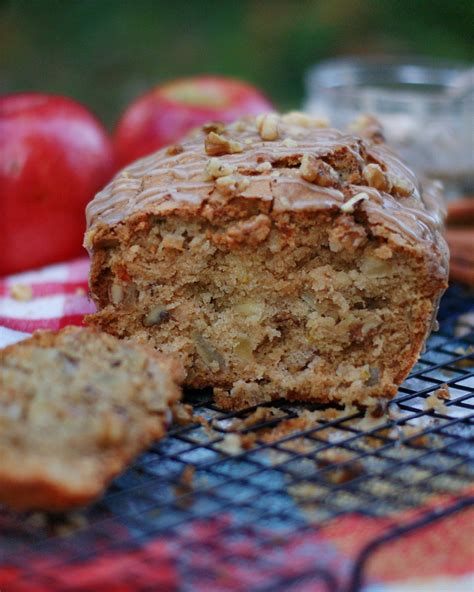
[0, 284, 473, 592]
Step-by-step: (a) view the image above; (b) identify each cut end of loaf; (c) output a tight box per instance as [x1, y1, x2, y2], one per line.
[87, 209, 446, 409]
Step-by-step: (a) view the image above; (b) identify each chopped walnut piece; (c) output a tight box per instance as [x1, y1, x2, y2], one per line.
[205, 157, 236, 180]
[10, 283, 33, 301]
[202, 121, 225, 134]
[390, 175, 414, 197]
[340, 192, 369, 213]
[282, 111, 329, 128]
[232, 120, 248, 133]
[348, 115, 385, 143]
[434, 384, 450, 400]
[204, 132, 243, 156]
[172, 403, 195, 426]
[282, 138, 298, 147]
[215, 173, 250, 197]
[256, 113, 280, 141]
[424, 389, 449, 413]
[362, 163, 391, 191]
[300, 154, 339, 186]
[165, 144, 184, 156]
[256, 161, 272, 173]
[216, 433, 243, 455]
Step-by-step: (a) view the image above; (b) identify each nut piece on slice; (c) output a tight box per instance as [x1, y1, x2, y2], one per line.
[204, 132, 243, 156]
[205, 157, 236, 180]
[282, 111, 329, 128]
[215, 173, 250, 197]
[0, 326, 183, 511]
[256, 113, 280, 140]
[300, 154, 339, 186]
[362, 164, 391, 192]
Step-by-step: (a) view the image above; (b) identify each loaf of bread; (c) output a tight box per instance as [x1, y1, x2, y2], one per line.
[0, 327, 182, 511]
[85, 112, 448, 410]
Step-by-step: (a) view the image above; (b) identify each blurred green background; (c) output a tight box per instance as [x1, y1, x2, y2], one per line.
[1, 0, 472, 128]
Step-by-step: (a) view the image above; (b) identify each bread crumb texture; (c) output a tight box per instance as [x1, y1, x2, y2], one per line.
[85, 112, 448, 409]
[0, 326, 182, 511]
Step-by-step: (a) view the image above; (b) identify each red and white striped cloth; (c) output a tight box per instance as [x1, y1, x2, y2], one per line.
[0, 257, 94, 348]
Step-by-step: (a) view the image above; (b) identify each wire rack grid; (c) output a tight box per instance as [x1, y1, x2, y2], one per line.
[0, 284, 473, 592]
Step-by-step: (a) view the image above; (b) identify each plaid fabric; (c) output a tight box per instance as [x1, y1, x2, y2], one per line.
[0, 258, 473, 591]
[0, 257, 93, 347]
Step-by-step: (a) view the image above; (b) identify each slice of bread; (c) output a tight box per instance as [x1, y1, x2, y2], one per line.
[0, 326, 183, 511]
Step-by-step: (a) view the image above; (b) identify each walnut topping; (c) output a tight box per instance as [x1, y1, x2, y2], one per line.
[390, 175, 414, 197]
[205, 157, 236, 180]
[282, 138, 298, 147]
[256, 161, 272, 173]
[202, 121, 225, 134]
[215, 173, 250, 197]
[282, 111, 329, 128]
[165, 144, 184, 156]
[204, 132, 243, 156]
[340, 192, 369, 213]
[300, 154, 339, 186]
[348, 115, 385, 143]
[362, 163, 391, 191]
[256, 113, 280, 140]
[232, 120, 248, 133]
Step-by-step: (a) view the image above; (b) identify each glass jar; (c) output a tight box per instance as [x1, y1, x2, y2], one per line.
[304, 57, 474, 195]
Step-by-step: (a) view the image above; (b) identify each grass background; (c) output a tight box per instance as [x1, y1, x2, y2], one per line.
[1, 0, 472, 127]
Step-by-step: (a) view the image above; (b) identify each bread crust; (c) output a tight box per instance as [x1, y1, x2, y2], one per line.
[0, 327, 183, 511]
[85, 113, 447, 277]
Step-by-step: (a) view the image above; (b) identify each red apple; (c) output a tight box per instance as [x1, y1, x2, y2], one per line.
[0, 93, 116, 276]
[114, 75, 274, 166]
